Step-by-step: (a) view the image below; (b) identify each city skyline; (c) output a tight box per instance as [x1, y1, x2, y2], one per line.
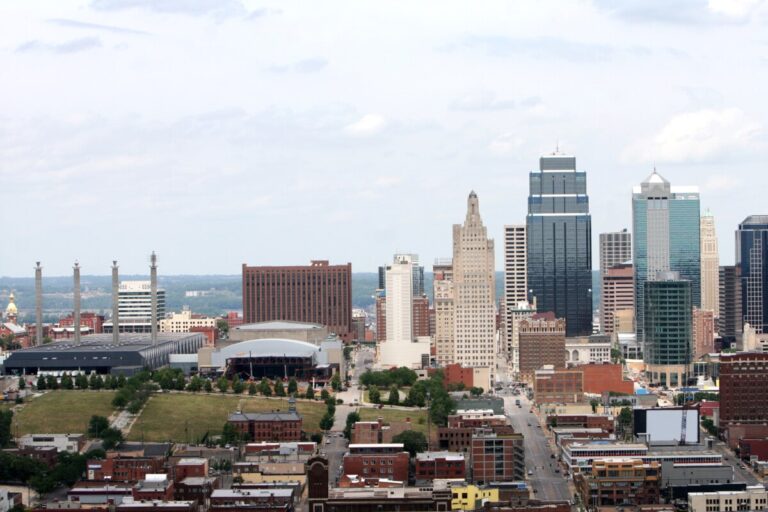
[2, 1, 768, 276]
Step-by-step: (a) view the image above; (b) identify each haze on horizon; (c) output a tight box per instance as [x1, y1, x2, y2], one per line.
[2, 0, 767, 277]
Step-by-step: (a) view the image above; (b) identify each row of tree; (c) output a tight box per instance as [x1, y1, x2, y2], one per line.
[0, 447, 106, 496]
[360, 367, 418, 388]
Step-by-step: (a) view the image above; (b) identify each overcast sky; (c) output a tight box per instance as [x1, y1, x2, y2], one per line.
[2, 0, 767, 277]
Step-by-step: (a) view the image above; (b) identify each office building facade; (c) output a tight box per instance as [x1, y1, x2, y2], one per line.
[737, 216, 768, 335]
[517, 314, 566, 383]
[644, 273, 692, 387]
[700, 211, 720, 317]
[527, 154, 593, 337]
[503, 225, 528, 367]
[600, 263, 634, 336]
[241, 260, 352, 342]
[633, 170, 700, 341]
[451, 192, 497, 369]
[433, 259, 454, 366]
[103, 281, 166, 334]
[719, 265, 743, 341]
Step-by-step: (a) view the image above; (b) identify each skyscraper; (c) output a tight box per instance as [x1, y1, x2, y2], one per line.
[737, 216, 768, 334]
[644, 272, 692, 387]
[433, 259, 454, 366]
[375, 254, 430, 342]
[378, 254, 424, 296]
[503, 225, 528, 363]
[452, 191, 496, 369]
[599, 230, 632, 335]
[700, 211, 720, 317]
[526, 154, 593, 337]
[103, 280, 166, 334]
[632, 170, 700, 341]
[718, 265, 742, 341]
[601, 263, 634, 335]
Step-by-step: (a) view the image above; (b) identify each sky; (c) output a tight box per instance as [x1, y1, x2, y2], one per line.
[2, 0, 768, 277]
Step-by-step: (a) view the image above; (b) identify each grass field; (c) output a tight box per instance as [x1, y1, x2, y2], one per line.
[14, 390, 116, 436]
[358, 407, 428, 433]
[127, 393, 328, 442]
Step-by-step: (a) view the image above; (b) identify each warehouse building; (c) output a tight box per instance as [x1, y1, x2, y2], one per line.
[2, 333, 205, 376]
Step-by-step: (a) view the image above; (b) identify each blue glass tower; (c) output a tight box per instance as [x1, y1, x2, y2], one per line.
[526, 154, 593, 337]
[633, 170, 700, 342]
[737, 216, 768, 334]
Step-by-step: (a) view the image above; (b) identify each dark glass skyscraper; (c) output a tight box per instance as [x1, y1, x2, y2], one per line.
[526, 154, 592, 337]
[737, 216, 768, 334]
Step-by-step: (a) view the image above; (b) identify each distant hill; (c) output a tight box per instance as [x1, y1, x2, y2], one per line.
[0, 270, 601, 322]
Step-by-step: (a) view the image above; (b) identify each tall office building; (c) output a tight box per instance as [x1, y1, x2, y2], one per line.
[600, 229, 632, 276]
[504, 225, 528, 364]
[452, 192, 497, 369]
[700, 211, 720, 317]
[518, 314, 566, 383]
[718, 265, 742, 340]
[103, 281, 166, 334]
[375, 254, 431, 342]
[242, 260, 353, 341]
[737, 216, 768, 335]
[433, 259, 454, 366]
[632, 170, 700, 341]
[526, 154, 593, 337]
[601, 263, 635, 335]
[378, 254, 424, 296]
[644, 272, 692, 387]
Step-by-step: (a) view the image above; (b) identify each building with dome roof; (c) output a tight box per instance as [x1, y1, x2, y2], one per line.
[5, 292, 18, 324]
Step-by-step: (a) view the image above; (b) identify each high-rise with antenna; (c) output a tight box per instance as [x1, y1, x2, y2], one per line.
[35, 262, 43, 346]
[112, 260, 119, 344]
[73, 261, 81, 344]
[150, 252, 158, 344]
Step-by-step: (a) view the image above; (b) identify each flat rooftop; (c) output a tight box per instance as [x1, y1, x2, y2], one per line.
[12, 333, 202, 354]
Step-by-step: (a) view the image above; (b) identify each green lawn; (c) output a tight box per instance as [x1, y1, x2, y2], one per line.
[127, 393, 327, 442]
[358, 407, 428, 434]
[14, 390, 116, 436]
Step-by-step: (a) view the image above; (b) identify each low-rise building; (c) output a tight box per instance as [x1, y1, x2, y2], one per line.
[4, 446, 59, 468]
[87, 456, 165, 481]
[470, 431, 525, 484]
[545, 414, 614, 433]
[688, 485, 768, 512]
[174, 477, 219, 509]
[533, 366, 583, 404]
[350, 419, 412, 445]
[660, 460, 734, 488]
[562, 442, 723, 473]
[209, 488, 294, 511]
[450, 484, 499, 510]
[159, 309, 217, 334]
[244, 442, 316, 462]
[18, 433, 85, 453]
[117, 498, 196, 511]
[67, 482, 133, 505]
[574, 458, 660, 507]
[172, 458, 208, 483]
[342, 444, 409, 483]
[228, 409, 302, 442]
[414, 451, 466, 484]
[132, 474, 174, 502]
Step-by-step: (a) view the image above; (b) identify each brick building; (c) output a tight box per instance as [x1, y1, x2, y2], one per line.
[415, 451, 466, 483]
[374, 294, 431, 342]
[533, 366, 583, 404]
[739, 438, 768, 462]
[132, 474, 175, 501]
[173, 458, 208, 483]
[518, 315, 566, 383]
[581, 363, 634, 395]
[350, 419, 411, 445]
[575, 458, 660, 507]
[342, 444, 409, 482]
[54, 312, 105, 339]
[720, 353, 768, 438]
[242, 260, 353, 342]
[210, 488, 294, 511]
[600, 263, 634, 336]
[692, 307, 715, 359]
[174, 477, 219, 509]
[544, 414, 615, 434]
[228, 411, 302, 442]
[87, 456, 166, 481]
[470, 432, 525, 484]
[438, 412, 509, 452]
[5, 446, 59, 468]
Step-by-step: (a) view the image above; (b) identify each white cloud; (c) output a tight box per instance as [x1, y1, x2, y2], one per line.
[374, 175, 402, 187]
[344, 114, 386, 136]
[623, 108, 762, 163]
[489, 133, 524, 155]
[703, 174, 742, 192]
[708, 0, 762, 18]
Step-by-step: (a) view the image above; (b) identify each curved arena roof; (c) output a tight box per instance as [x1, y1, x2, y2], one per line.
[219, 338, 321, 359]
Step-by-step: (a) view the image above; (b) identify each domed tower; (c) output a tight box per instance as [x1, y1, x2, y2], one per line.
[5, 292, 18, 324]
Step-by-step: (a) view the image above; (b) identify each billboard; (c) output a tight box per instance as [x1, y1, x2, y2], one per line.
[633, 407, 700, 445]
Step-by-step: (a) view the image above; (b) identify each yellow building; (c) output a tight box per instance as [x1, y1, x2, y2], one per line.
[451, 484, 499, 511]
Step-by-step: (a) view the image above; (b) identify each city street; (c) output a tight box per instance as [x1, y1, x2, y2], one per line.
[503, 393, 572, 503]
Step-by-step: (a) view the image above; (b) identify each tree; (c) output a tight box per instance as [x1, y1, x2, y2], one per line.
[331, 373, 341, 392]
[217, 376, 229, 393]
[75, 374, 89, 390]
[60, 373, 74, 390]
[89, 373, 103, 390]
[42, 336, 52, 344]
[36, 375, 46, 390]
[407, 386, 426, 407]
[216, 319, 230, 337]
[100, 427, 124, 450]
[46, 375, 58, 390]
[321, 388, 331, 402]
[259, 378, 272, 397]
[88, 416, 110, 438]
[393, 430, 427, 457]
[112, 392, 128, 409]
[343, 411, 360, 440]
[248, 382, 257, 395]
[274, 380, 286, 397]
[0, 410, 13, 448]
[469, 386, 484, 397]
[368, 385, 380, 404]
[17, 376, 25, 390]
[221, 423, 239, 445]
[388, 385, 400, 405]
[117, 375, 127, 388]
[30, 474, 56, 496]
[186, 376, 202, 393]
[319, 412, 334, 431]
[618, 407, 633, 428]
[232, 379, 245, 394]
[204, 380, 213, 393]
[343, 346, 353, 362]
[590, 399, 600, 414]
[305, 386, 315, 400]
[288, 378, 298, 395]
